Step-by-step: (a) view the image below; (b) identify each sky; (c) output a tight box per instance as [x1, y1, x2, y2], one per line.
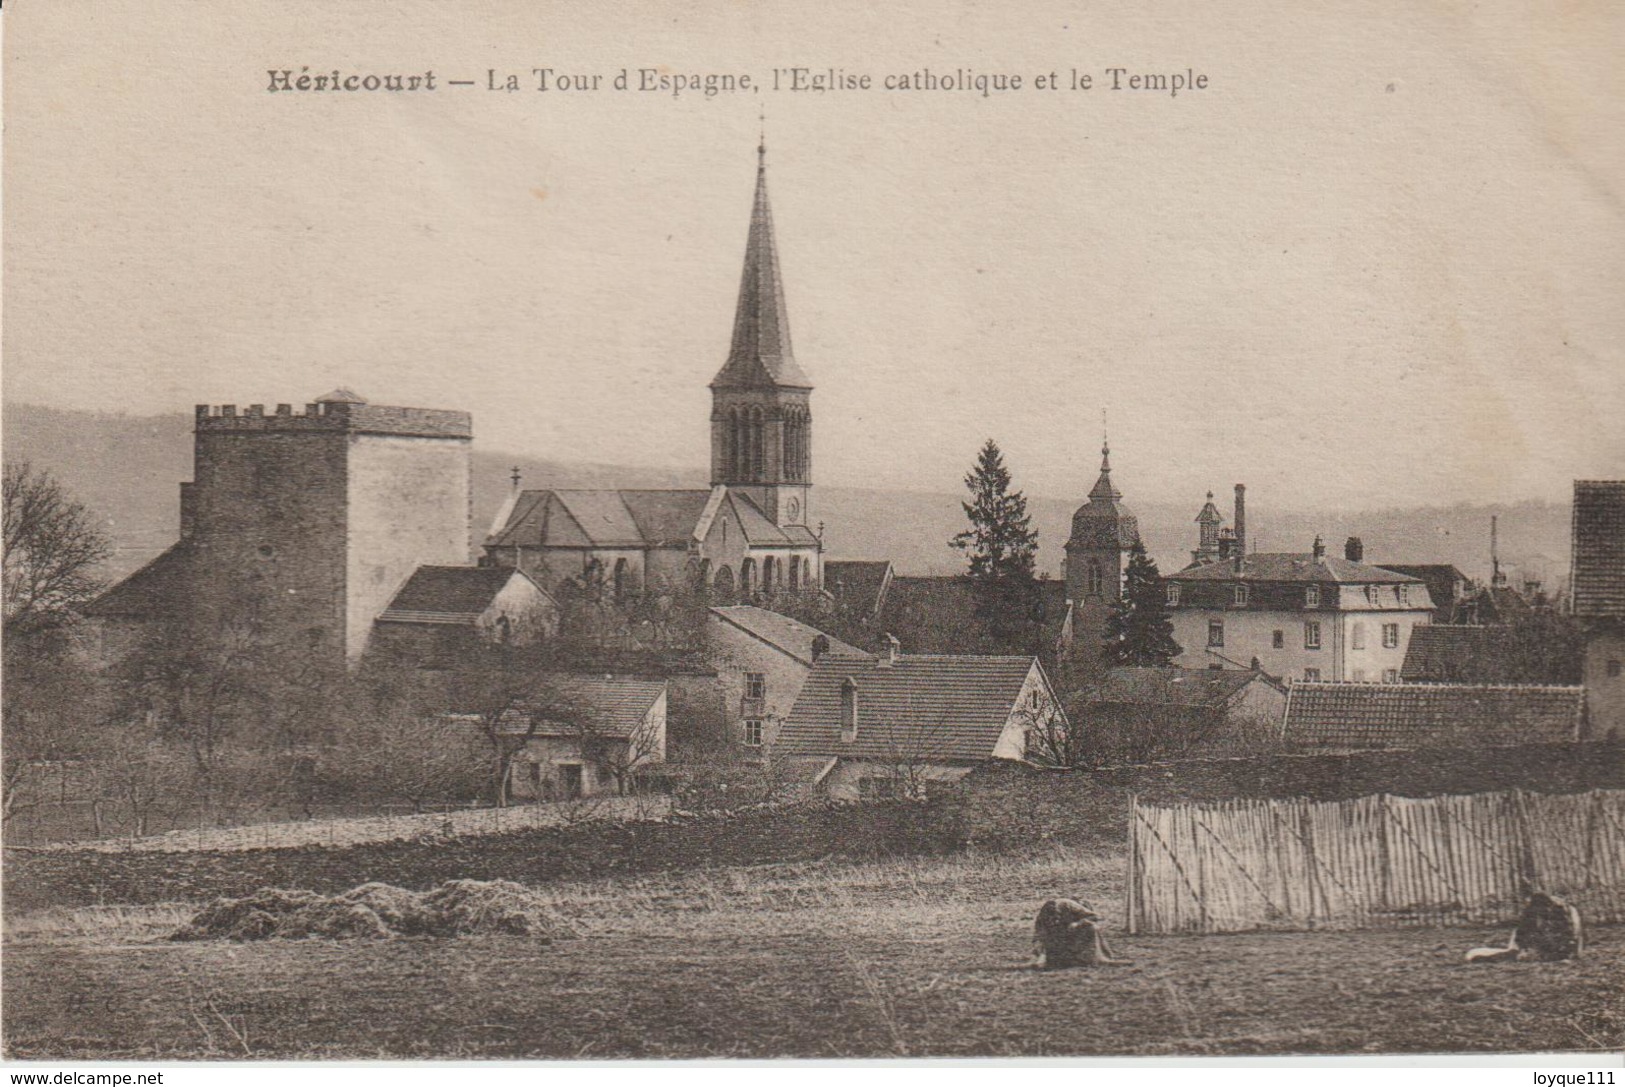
[5, 0, 1623, 511]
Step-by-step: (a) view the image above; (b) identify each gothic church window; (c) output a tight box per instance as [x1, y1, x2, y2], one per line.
[1087, 560, 1104, 596]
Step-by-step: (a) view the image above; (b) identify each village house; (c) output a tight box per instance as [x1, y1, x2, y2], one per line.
[1571, 480, 1625, 738]
[1082, 666, 1285, 739]
[368, 565, 558, 665]
[774, 642, 1066, 800]
[704, 605, 871, 752]
[500, 674, 669, 801]
[1163, 492, 1435, 683]
[1281, 681, 1585, 750]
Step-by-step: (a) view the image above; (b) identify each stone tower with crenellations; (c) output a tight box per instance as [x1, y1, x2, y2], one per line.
[88, 389, 475, 669]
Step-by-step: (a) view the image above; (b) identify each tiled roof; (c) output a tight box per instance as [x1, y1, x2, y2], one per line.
[876, 576, 1070, 654]
[1172, 553, 1425, 585]
[83, 543, 192, 619]
[377, 566, 537, 625]
[502, 674, 667, 738]
[709, 605, 871, 665]
[825, 560, 893, 617]
[1400, 625, 1507, 683]
[620, 490, 713, 548]
[486, 487, 812, 551]
[1089, 666, 1276, 707]
[1282, 682, 1583, 749]
[776, 653, 1043, 761]
[1571, 481, 1625, 618]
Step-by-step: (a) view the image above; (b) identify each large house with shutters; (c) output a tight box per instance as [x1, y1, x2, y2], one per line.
[1163, 490, 1435, 683]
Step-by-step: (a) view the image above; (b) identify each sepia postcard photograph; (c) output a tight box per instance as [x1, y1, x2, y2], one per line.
[2, 0, 1622, 1071]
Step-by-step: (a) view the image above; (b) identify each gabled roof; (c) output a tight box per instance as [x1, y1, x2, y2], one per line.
[1088, 666, 1279, 707]
[621, 490, 713, 548]
[875, 576, 1070, 654]
[376, 566, 544, 626]
[1172, 553, 1425, 585]
[500, 673, 668, 739]
[708, 605, 871, 666]
[1571, 481, 1625, 618]
[1400, 624, 1505, 683]
[83, 543, 193, 620]
[824, 560, 894, 618]
[487, 488, 711, 550]
[711, 148, 812, 390]
[776, 653, 1044, 761]
[485, 486, 813, 552]
[1282, 682, 1584, 749]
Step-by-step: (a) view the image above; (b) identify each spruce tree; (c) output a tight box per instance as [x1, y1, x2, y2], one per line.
[951, 440, 1042, 652]
[1103, 541, 1182, 666]
[951, 439, 1038, 580]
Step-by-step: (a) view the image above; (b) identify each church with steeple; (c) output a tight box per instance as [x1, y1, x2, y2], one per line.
[1061, 440, 1142, 663]
[483, 139, 823, 602]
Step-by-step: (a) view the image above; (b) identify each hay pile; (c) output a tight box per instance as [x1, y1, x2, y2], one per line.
[172, 879, 572, 942]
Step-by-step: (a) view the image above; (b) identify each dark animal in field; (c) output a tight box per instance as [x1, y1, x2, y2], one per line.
[1465, 892, 1584, 963]
[1032, 898, 1132, 969]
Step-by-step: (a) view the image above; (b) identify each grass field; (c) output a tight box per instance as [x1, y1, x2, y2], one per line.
[4, 847, 1621, 1059]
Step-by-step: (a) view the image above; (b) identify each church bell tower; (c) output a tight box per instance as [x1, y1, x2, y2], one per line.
[709, 137, 813, 529]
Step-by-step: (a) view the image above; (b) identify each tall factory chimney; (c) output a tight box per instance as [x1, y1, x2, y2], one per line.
[1233, 484, 1247, 569]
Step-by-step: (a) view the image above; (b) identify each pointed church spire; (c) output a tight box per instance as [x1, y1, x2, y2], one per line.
[1088, 412, 1120, 501]
[712, 132, 812, 390]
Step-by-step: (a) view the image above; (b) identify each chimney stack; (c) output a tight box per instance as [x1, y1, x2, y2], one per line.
[1312, 535, 1326, 562]
[1233, 484, 1247, 570]
[1344, 536, 1364, 563]
[880, 633, 900, 668]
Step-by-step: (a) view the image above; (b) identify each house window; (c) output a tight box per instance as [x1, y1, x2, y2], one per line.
[1304, 621, 1321, 650]
[1382, 623, 1400, 649]
[744, 672, 766, 701]
[1383, 669, 1399, 684]
[1352, 669, 1367, 682]
[1364, 585, 1378, 605]
[840, 677, 859, 742]
[1397, 585, 1410, 606]
[1234, 585, 1249, 606]
[1207, 619, 1224, 647]
[1272, 630, 1285, 649]
[1087, 560, 1104, 596]
[743, 719, 763, 747]
[1305, 586, 1320, 608]
[1352, 623, 1366, 650]
[1167, 584, 1180, 606]
[1303, 668, 1322, 682]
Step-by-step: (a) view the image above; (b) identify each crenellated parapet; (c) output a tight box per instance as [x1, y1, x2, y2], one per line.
[194, 400, 472, 439]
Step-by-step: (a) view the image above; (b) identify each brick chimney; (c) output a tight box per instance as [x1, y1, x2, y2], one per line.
[1233, 484, 1247, 569]
[1312, 535, 1326, 562]
[1344, 536, 1364, 562]
[879, 633, 900, 668]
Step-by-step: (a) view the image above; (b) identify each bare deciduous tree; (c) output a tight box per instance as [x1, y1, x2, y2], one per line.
[2, 461, 111, 636]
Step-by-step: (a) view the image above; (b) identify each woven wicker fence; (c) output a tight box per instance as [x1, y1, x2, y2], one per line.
[1127, 789, 1625, 934]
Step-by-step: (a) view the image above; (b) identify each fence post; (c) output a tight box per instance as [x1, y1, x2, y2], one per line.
[1125, 793, 1138, 935]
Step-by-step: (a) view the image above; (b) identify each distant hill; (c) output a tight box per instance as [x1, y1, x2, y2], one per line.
[3, 402, 1573, 591]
